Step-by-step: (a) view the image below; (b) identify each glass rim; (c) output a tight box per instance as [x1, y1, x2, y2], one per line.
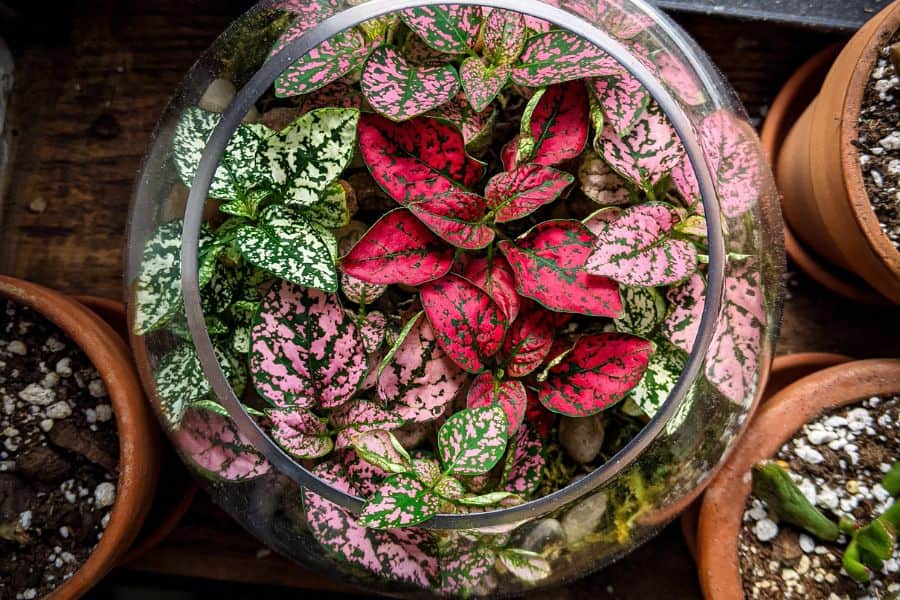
[180, 0, 727, 529]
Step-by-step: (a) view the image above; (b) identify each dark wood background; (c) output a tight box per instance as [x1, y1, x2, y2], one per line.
[0, 2, 898, 598]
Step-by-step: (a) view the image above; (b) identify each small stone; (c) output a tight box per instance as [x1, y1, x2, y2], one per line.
[6, 341, 26, 355]
[55, 358, 72, 377]
[198, 78, 236, 113]
[88, 379, 107, 398]
[846, 407, 872, 431]
[95, 404, 113, 422]
[799, 534, 815, 553]
[94, 482, 116, 508]
[873, 483, 891, 503]
[888, 159, 900, 175]
[845, 480, 860, 495]
[512, 518, 566, 553]
[797, 479, 817, 506]
[878, 131, 900, 150]
[22, 590, 36, 600]
[46, 401, 72, 420]
[59, 526, 69, 538]
[18, 510, 32, 529]
[39, 419, 54, 432]
[27, 197, 47, 213]
[559, 415, 605, 464]
[560, 492, 608, 543]
[781, 568, 798, 582]
[17, 383, 54, 406]
[796, 555, 810, 575]
[754, 518, 778, 542]
[41, 372, 59, 388]
[824, 416, 847, 428]
[806, 429, 837, 445]
[814, 545, 829, 555]
[795, 445, 824, 465]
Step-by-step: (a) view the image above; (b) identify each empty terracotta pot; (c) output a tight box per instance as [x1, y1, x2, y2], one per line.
[777, 1, 900, 303]
[0, 277, 160, 599]
[696, 358, 900, 599]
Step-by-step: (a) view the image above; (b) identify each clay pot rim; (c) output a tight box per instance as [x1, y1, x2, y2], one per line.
[696, 358, 900, 599]
[0, 276, 160, 599]
[761, 44, 889, 305]
[839, 4, 900, 276]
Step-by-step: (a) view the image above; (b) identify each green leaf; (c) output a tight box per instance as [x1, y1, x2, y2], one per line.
[173, 107, 270, 200]
[359, 473, 441, 529]
[219, 189, 271, 219]
[434, 475, 466, 500]
[883, 462, 900, 497]
[437, 406, 509, 476]
[751, 461, 839, 541]
[376, 311, 424, 379]
[236, 205, 338, 292]
[627, 339, 685, 419]
[614, 285, 666, 338]
[260, 108, 360, 206]
[300, 181, 351, 229]
[133, 220, 184, 335]
[353, 429, 412, 474]
[411, 456, 442, 486]
[497, 548, 551, 583]
[456, 491, 518, 506]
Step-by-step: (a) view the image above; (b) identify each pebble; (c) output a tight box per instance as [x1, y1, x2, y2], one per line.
[799, 534, 815, 553]
[17, 383, 54, 406]
[560, 492, 608, 543]
[754, 518, 778, 542]
[878, 131, 900, 150]
[39, 419, 54, 432]
[46, 401, 72, 419]
[55, 358, 72, 377]
[513, 518, 566, 553]
[7, 340, 26, 355]
[88, 379, 107, 398]
[22, 590, 36, 600]
[558, 415, 605, 463]
[798, 479, 817, 506]
[95, 404, 113, 422]
[199, 78, 236, 113]
[18, 510, 32, 529]
[94, 482, 116, 508]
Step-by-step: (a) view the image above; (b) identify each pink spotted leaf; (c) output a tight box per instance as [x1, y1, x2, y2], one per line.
[486, 163, 574, 223]
[273, 25, 371, 98]
[583, 206, 625, 236]
[459, 58, 508, 113]
[585, 203, 698, 286]
[592, 67, 651, 137]
[377, 315, 468, 422]
[461, 255, 520, 323]
[361, 46, 460, 121]
[250, 281, 367, 409]
[661, 272, 706, 354]
[498, 220, 623, 317]
[360, 473, 441, 529]
[331, 399, 405, 448]
[501, 300, 557, 378]
[437, 406, 509, 475]
[401, 5, 483, 54]
[428, 91, 496, 148]
[340, 208, 454, 286]
[655, 50, 706, 106]
[420, 274, 508, 373]
[517, 81, 590, 167]
[340, 272, 388, 305]
[511, 30, 618, 87]
[466, 372, 527, 436]
[297, 79, 364, 115]
[358, 113, 484, 204]
[304, 455, 439, 587]
[699, 110, 762, 218]
[357, 310, 387, 354]
[408, 190, 494, 250]
[672, 153, 702, 213]
[483, 8, 527, 65]
[595, 101, 684, 188]
[538, 332, 654, 416]
[267, 408, 332, 459]
[439, 534, 496, 596]
[563, 0, 653, 39]
[176, 409, 270, 481]
[502, 425, 546, 496]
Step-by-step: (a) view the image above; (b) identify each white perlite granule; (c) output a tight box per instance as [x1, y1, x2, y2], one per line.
[17, 383, 54, 406]
[94, 482, 116, 508]
[754, 518, 778, 542]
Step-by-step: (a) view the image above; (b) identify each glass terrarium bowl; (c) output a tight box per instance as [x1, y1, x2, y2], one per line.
[125, 0, 784, 596]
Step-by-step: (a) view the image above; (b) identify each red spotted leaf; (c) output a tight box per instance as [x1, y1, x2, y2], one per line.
[511, 30, 618, 87]
[595, 101, 684, 187]
[437, 406, 509, 475]
[498, 220, 622, 318]
[483, 8, 527, 65]
[662, 272, 706, 354]
[420, 274, 508, 373]
[538, 333, 654, 416]
[304, 455, 439, 588]
[340, 209, 454, 286]
[699, 110, 762, 218]
[524, 389, 554, 438]
[592, 67, 651, 137]
[486, 163, 574, 222]
[400, 5, 482, 54]
[358, 113, 484, 204]
[501, 300, 556, 378]
[585, 203, 698, 286]
[467, 373, 527, 436]
[461, 255, 520, 323]
[361, 46, 460, 121]
[250, 282, 367, 410]
[377, 316, 468, 422]
[501, 135, 519, 171]
[273, 24, 371, 98]
[408, 190, 494, 250]
[517, 81, 590, 167]
[501, 425, 545, 496]
[176, 409, 270, 481]
[331, 398, 405, 448]
[459, 58, 508, 113]
[267, 408, 332, 459]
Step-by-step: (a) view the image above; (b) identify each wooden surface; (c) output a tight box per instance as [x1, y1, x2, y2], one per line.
[0, 2, 898, 599]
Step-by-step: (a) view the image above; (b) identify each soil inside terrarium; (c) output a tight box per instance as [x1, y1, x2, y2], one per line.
[0, 299, 120, 597]
[854, 29, 900, 251]
[738, 394, 900, 600]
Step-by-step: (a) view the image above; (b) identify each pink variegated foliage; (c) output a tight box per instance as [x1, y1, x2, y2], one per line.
[700, 110, 762, 218]
[177, 409, 270, 481]
[592, 66, 650, 138]
[511, 30, 618, 87]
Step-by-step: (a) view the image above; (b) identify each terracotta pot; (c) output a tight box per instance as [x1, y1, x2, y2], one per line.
[73, 295, 199, 566]
[679, 352, 853, 561]
[696, 358, 900, 599]
[777, 1, 900, 304]
[0, 277, 161, 599]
